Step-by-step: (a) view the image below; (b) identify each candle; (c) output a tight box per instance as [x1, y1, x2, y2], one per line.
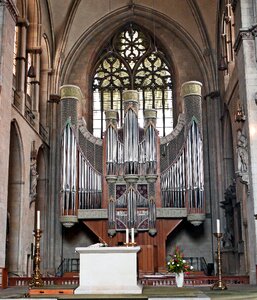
[216, 219, 220, 234]
[126, 228, 129, 244]
[131, 228, 135, 244]
[37, 210, 40, 230]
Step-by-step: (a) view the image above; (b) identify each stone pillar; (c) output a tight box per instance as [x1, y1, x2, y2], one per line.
[233, 0, 257, 284]
[204, 91, 224, 242]
[0, 0, 18, 273]
[15, 17, 29, 114]
[46, 94, 61, 273]
[30, 47, 41, 131]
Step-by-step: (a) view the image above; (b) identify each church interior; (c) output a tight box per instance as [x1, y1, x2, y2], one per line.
[1, 0, 257, 291]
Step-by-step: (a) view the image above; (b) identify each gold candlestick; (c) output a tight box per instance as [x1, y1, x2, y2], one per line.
[29, 229, 43, 287]
[129, 242, 137, 247]
[211, 232, 227, 290]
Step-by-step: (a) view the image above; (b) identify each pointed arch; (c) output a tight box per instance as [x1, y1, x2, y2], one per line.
[40, 34, 52, 128]
[91, 22, 173, 138]
[16, 0, 27, 18]
[27, 0, 41, 47]
[6, 120, 25, 275]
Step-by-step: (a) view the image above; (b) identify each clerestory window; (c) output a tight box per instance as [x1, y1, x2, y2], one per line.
[92, 23, 173, 138]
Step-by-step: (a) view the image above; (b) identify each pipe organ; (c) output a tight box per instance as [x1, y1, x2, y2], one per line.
[59, 81, 205, 237]
[160, 119, 204, 224]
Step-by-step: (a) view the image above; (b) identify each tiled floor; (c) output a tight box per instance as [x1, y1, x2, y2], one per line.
[1, 285, 257, 299]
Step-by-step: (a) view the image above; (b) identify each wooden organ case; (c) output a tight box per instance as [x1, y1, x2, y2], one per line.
[59, 82, 205, 274]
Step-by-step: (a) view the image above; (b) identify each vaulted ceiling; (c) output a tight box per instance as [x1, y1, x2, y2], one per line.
[48, 0, 218, 55]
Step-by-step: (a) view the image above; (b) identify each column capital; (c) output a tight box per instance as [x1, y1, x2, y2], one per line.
[27, 46, 42, 54]
[234, 26, 257, 53]
[16, 16, 29, 27]
[203, 91, 220, 100]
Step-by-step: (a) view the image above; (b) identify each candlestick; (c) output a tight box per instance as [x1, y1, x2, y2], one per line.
[211, 232, 227, 290]
[131, 228, 135, 244]
[216, 219, 220, 234]
[37, 210, 40, 230]
[29, 229, 43, 287]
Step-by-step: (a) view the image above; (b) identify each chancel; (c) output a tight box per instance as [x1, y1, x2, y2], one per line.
[1, 0, 257, 294]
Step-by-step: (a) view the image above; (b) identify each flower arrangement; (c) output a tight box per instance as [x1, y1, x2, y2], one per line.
[167, 246, 193, 274]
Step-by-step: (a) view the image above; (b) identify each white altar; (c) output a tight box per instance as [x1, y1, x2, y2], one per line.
[74, 246, 142, 294]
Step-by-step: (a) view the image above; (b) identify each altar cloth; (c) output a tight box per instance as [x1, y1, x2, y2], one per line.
[74, 246, 142, 294]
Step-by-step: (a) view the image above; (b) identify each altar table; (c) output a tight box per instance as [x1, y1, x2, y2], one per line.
[74, 246, 142, 294]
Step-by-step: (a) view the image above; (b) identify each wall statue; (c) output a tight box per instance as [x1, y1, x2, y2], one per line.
[30, 157, 39, 205]
[237, 130, 248, 173]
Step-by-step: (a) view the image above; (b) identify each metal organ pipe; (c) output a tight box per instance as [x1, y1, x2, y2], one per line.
[77, 151, 102, 210]
[60, 123, 78, 216]
[61, 126, 67, 215]
[71, 130, 77, 213]
[161, 121, 204, 213]
[123, 91, 139, 175]
[66, 124, 71, 212]
[144, 110, 157, 177]
[105, 110, 118, 176]
[61, 125, 103, 212]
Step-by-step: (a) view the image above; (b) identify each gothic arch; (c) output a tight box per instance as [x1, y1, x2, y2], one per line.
[59, 5, 216, 96]
[16, 0, 26, 18]
[40, 34, 52, 127]
[57, 8, 216, 140]
[6, 120, 25, 275]
[27, 0, 41, 47]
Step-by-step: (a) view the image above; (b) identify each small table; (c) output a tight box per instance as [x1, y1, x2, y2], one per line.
[74, 246, 142, 294]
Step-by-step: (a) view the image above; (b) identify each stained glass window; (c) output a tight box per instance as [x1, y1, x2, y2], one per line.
[92, 23, 173, 138]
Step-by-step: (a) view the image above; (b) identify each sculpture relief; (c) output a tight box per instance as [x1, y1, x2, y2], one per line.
[30, 156, 39, 205]
[237, 130, 249, 183]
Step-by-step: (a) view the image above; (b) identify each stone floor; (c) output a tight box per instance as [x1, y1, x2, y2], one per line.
[1, 285, 257, 299]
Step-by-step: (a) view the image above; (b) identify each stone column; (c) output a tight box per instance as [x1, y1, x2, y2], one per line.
[233, 0, 257, 284]
[30, 47, 41, 131]
[0, 0, 18, 276]
[15, 17, 29, 114]
[45, 94, 61, 273]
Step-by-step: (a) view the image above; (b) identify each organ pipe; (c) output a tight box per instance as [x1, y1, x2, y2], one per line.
[77, 151, 102, 209]
[60, 122, 103, 222]
[123, 92, 139, 175]
[105, 110, 119, 178]
[160, 120, 204, 213]
[60, 123, 77, 217]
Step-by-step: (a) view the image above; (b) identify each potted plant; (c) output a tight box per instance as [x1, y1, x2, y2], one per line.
[167, 246, 193, 287]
